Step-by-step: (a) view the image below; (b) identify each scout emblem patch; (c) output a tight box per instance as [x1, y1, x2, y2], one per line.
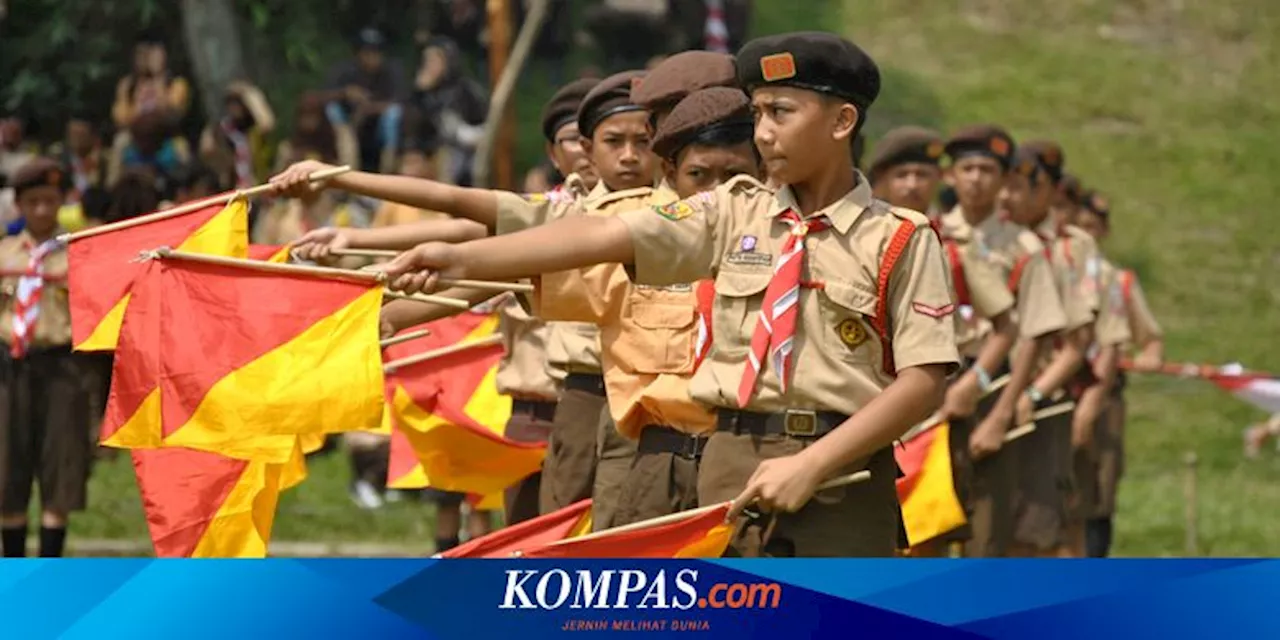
[653, 200, 696, 221]
[760, 52, 797, 82]
[740, 235, 757, 252]
[837, 318, 867, 349]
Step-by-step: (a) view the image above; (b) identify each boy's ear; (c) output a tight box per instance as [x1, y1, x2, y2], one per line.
[662, 158, 678, 185]
[832, 103, 858, 142]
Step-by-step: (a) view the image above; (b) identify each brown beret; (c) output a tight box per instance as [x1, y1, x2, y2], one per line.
[1009, 145, 1043, 181]
[541, 78, 599, 143]
[632, 51, 737, 114]
[1080, 189, 1110, 219]
[652, 87, 752, 160]
[1060, 173, 1083, 204]
[1022, 139, 1065, 183]
[869, 126, 945, 175]
[736, 32, 880, 108]
[945, 124, 1015, 169]
[577, 70, 647, 138]
[10, 157, 68, 196]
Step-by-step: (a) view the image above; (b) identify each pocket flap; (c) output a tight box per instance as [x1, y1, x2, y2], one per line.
[821, 280, 878, 317]
[714, 269, 772, 298]
[631, 302, 696, 329]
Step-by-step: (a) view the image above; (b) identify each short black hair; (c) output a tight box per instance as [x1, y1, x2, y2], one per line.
[673, 121, 758, 166]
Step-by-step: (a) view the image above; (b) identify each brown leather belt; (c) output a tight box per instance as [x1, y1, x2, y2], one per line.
[716, 409, 848, 438]
[511, 399, 558, 423]
[638, 425, 709, 460]
[563, 372, 607, 397]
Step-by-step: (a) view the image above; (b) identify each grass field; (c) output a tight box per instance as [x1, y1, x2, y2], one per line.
[70, 0, 1280, 557]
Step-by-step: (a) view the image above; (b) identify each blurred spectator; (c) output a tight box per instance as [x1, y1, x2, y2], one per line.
[426, 490, 493, 552]
[420, 0, 486, 56]
[104, 169, 161, 224]
[0, 116, 37, 185]
[199, 81, 276, 189]
[521, 163, 557, 193]
[344, 432, 390, 510]
[274, 93, 358, 171]
[110, 108, 190, 198]
[323, 27, 408, 172]
[48, 114, 109, 203]
[584, 0, 671, 70]
[169, 162, 224, 205]
[410, 36, 488, 186]
[371, 146, 447, 228]
[111, 32, 191, 131]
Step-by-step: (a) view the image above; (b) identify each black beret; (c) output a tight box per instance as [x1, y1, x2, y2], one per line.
[1060, 173, 1084, 204]
[1080, 189, 1110, 219]
[1022, 139, 1065, 183]
[652, 87, 752, 160]
[632, 51, 737, 113]
[736, 32, 880, 108]
[869, 126, 945, 175]
[577, 70, 647, 138]
[541, 78, 599, 143]
[10, 157, 68, 196]
[1009, 145, 1043, 181]
[945, 124, 1015, 169]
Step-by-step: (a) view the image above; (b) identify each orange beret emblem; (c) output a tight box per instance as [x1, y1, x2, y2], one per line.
[926, 141, 944, 159]
[1041, 145, 1061, 167]
[760, 53, 797, 82]
[989, 137, 1010, 157]
[1015, 159, 1035, 176]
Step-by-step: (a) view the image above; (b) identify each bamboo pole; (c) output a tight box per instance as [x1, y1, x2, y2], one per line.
[535, 470, 873, 550]
[382, 290, 474, 310]
[345, 257, 537, 293]
[1002, 401, 1078, 443]
[151, 248, 385, 284]
[60, 166, 351, 243]
[382, 333, 505, 372]
[379, 329, 432, 349]
[473, 0, 551, 188]
[900, 373, 1012, 443]
[332, 248, 399, 259]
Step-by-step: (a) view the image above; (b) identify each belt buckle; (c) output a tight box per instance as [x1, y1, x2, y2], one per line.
[681, 434, 707, 460]
[783, 409, 818, 437]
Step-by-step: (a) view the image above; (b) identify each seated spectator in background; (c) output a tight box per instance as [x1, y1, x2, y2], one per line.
[584, 0, 671, 71]
[323, 27, 408, 173]
[520, 163, 557, 193]
[104, 169, 161, 224]
[371, 145, 448, 228]
[111, 108, 190, 197]
[0, 116, 37, 186]
[275, 93, 358, 172]
[670, 0, 753, 53]
[252, 185, 359, 246]
[199, 81, 276, 189]
[410, 35, 488, 186]
[418, 0, 485, 57]
[111, 32, 191, 131]
[49, 115, 109, 203]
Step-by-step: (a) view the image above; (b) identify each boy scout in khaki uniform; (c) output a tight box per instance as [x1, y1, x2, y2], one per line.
[1073, 188, 1164, 557]
[871, 126, 1017, 556]
[0, 158, 92, 557]
[533, 87, 762, 529]
[938, 126, 1069, 557]
[379, 33, 962, 557]
[1003, 143, 1101, 557]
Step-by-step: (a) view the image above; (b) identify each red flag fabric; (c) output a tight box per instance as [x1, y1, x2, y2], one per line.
[441, 499, 593, 558]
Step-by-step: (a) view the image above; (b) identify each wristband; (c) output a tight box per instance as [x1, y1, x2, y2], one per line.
[974, 364, 994, 392]
[1025, 386, 1045, 403]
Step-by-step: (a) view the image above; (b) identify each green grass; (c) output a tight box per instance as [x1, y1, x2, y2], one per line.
[844, 0, 1280, 556]
[71, 1, 1280, 557]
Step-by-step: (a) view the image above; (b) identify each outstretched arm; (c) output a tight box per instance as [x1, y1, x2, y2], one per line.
[291, 218, 490, 262]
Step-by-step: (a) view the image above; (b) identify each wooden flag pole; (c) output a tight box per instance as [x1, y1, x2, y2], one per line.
[60, 166, 351, 243]
[151, 248, 385, 284]
[345, 258, 537, 293]
[331, 248, 399, 259]
[379, 329, 432, 349]
[382, 333, 504, 372]
[535, 470, 873, 549]
[382, 290, 474, 310]
[900, 373, 1012, 443]
[1002, 401, 1078, 443]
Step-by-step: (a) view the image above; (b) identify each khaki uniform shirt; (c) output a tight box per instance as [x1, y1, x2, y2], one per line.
[0, 231, 72, 348]
[1092, 257, 1133, 349]
[1121, 270, 1163, 348]
[617, 173, 960, 416]
[538, 183, 717, 439]
[937, 209, 1016, 357]
[1039, 220, 1101, 333]
[495, 178, 611, 374]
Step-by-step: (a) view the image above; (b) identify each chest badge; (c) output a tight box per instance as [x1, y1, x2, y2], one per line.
[740, 235, 757, 252]
[837, 318, 868, 349]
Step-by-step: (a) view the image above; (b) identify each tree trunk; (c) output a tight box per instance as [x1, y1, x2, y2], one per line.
[180, 0, 248, 121]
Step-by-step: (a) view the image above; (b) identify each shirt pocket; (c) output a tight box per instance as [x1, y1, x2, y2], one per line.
[615, 290, 698, 375]
[711, 268, 772, 358]
[817, 280, 879, 364]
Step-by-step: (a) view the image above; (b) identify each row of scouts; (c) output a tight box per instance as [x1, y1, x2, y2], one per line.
[0, 29, 1166, 558]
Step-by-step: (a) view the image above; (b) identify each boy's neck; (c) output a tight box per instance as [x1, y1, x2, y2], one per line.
[959, 200, 995, 226]
[793, 160, 856, 215]
[25, 228, 56, 244]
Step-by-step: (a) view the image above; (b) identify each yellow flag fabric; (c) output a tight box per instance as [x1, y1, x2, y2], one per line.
[896, 422, 967, 547]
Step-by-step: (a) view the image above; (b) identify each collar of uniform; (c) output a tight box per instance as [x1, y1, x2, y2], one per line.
[561, 173, 590, 198]
[939, 206, 972, 241]
[13, 228, 66, 251]
[769, 170, 874, 235]
[586, 184, 655, 210]
[974, 208, 1007, 238]
[1035, 217, 1059, 240]
[655, 178, 679, 202]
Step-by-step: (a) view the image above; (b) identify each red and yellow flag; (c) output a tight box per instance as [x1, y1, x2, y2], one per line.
[68, 198, 249, 351]
[895, 421, 966, 547]
[518, 503, 733, 559]
[101, 256, 384, 462]
[441, 499, 593, 558]
[248, 244, 292, 263]
[384, 316, 546, 499]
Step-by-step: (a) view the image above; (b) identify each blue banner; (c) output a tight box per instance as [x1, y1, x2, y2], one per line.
[3, 559, 1277, 638]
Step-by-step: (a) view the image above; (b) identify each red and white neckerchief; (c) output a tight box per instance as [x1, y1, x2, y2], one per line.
[736, 209, 830, 407]
[704, 0, 730, 53]
[221, 117, 254, 188]
[693, 279, 715, 368]
[10, 237, 63, 359]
